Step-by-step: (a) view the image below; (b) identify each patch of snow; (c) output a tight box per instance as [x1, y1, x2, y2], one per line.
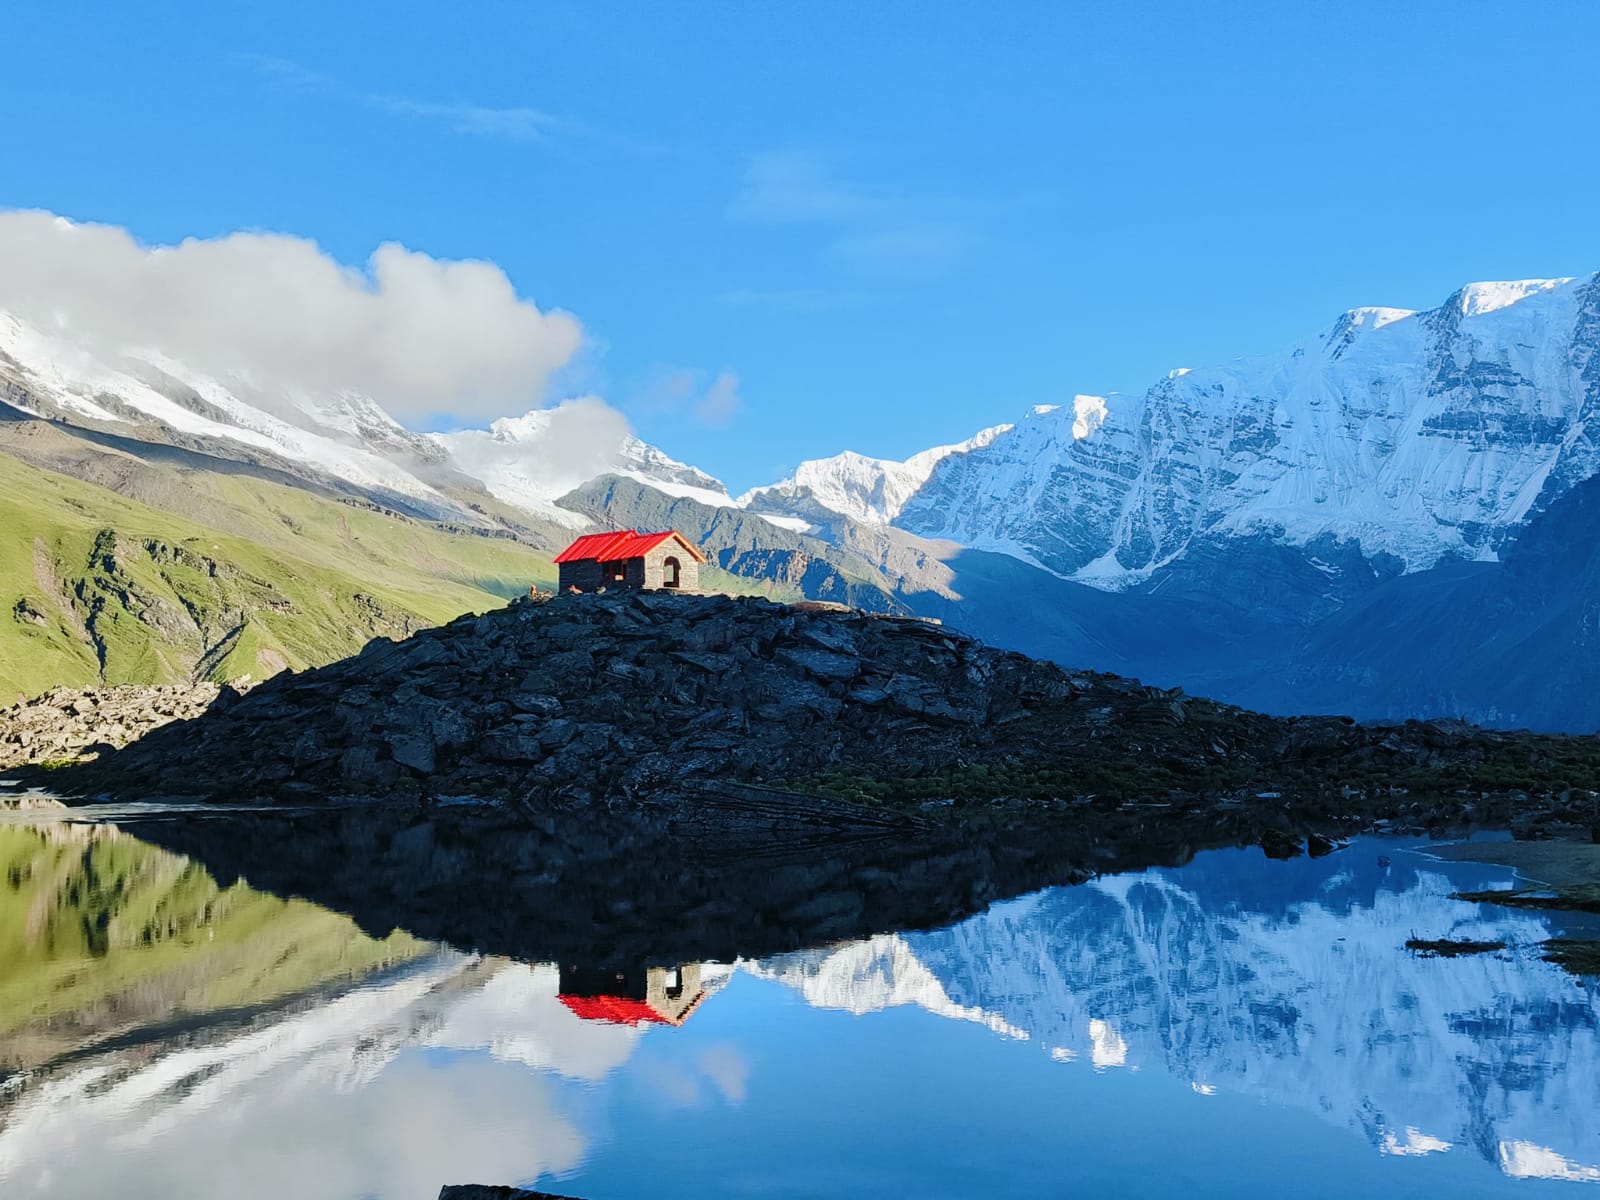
[738, 423, 1013, 527]
[751, 512, 813, 533]
[1071, 394, 1109, 440]
[1457, 278, 1572, 317]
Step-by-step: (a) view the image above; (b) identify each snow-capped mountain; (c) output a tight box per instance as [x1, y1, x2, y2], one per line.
[0, 309, 738, 532]
[752, 845, 1600, 1180]
[737, 423, 1011, 530]
[0, 309, 465, 518]
[760, 274, 1600, 589]
[433, 404, 736, 528]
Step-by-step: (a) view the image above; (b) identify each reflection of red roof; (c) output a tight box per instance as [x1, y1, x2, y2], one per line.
[558, 994, 673, 1025]
[553, 530, 707, 565]
[558, 989, 711, 1027]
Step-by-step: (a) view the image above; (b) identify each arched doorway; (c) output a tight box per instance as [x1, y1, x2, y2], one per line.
[663, 556, 681, 588]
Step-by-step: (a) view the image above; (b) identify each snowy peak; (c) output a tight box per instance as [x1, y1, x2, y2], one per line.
[888, 270, 1600, 587]
[737, 422, 1011, 528]
[434, 402, 734, 527]
[0, 309, 464, 518]
[0, 307, 738, 534]
[1454, 277, 1573, 317]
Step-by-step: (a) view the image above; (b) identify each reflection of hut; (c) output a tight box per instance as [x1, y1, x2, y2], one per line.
[553, 530, 707, 594]
[558, 963, 709, 1027]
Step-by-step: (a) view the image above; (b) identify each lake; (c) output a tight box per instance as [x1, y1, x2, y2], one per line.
[0, 815, 1596, 1198]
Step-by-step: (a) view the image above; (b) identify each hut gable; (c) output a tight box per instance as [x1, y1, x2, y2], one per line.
[553, 529, 707, 594]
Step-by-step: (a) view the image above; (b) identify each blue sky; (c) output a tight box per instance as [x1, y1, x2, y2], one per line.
[7, 1, 1600, 492]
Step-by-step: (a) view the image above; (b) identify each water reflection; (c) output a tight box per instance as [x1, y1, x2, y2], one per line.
[0, 823, 1596, 1198]
[760, 847, 1600, 1182]
[0, 822, 423, 1074]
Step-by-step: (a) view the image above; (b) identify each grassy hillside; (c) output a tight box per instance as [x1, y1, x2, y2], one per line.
[0, 823, 427, 1069]
[0, 430, 558, 700]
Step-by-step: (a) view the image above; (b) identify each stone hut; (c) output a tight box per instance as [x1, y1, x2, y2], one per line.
[553, 530, 707, 594]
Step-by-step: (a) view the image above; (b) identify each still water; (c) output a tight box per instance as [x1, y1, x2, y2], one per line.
[0, 818, 1596, 1199]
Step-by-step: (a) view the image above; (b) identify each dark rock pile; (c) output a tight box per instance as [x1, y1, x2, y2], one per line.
[36, 592, 1600, 841]
[0, 683, 228, 770]
[63, 591, 1112, 803]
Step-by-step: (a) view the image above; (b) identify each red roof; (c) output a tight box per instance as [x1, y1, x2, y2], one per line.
[558, 994, 674, 1025]
[553, 529, 707, 564]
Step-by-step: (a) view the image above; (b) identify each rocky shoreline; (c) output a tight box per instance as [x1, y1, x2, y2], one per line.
[12, 591, 1600, 849]
[0, 683, 233, 771]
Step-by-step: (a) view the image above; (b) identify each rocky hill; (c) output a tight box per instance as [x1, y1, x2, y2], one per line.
[34, 593, 1600, 844]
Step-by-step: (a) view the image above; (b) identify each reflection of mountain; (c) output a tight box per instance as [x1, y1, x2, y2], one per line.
[0, 815, 735, 1200]
[0, 823, 424, 1071]
[754, 845, 1600, 1181]
[0, 953, 654, 1199]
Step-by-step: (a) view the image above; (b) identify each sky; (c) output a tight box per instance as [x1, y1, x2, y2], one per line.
[6, 1, 1600, 493]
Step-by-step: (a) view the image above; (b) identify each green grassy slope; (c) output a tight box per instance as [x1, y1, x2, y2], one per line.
[0, 438, 557, 700]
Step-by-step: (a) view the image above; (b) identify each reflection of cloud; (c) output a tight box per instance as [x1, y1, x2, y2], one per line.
[699, 1044, 750, 1105]
[20, 1055, 586, 1200]
[630, 1043, 752, 1111]
[0, 959, 598, 1199]
[426, 961, 644, 1081]
[0, 958, 677, 1199]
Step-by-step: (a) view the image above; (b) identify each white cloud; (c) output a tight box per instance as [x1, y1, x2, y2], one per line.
[694, 372, 743, 427]
[373, 97, 563, 142]
[248, 54, 570, 145]
[0, 210, 582, 423]
[728, 149, 977, 284]
[729, 149, 887, 225]
[633, 366, 743, 428]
